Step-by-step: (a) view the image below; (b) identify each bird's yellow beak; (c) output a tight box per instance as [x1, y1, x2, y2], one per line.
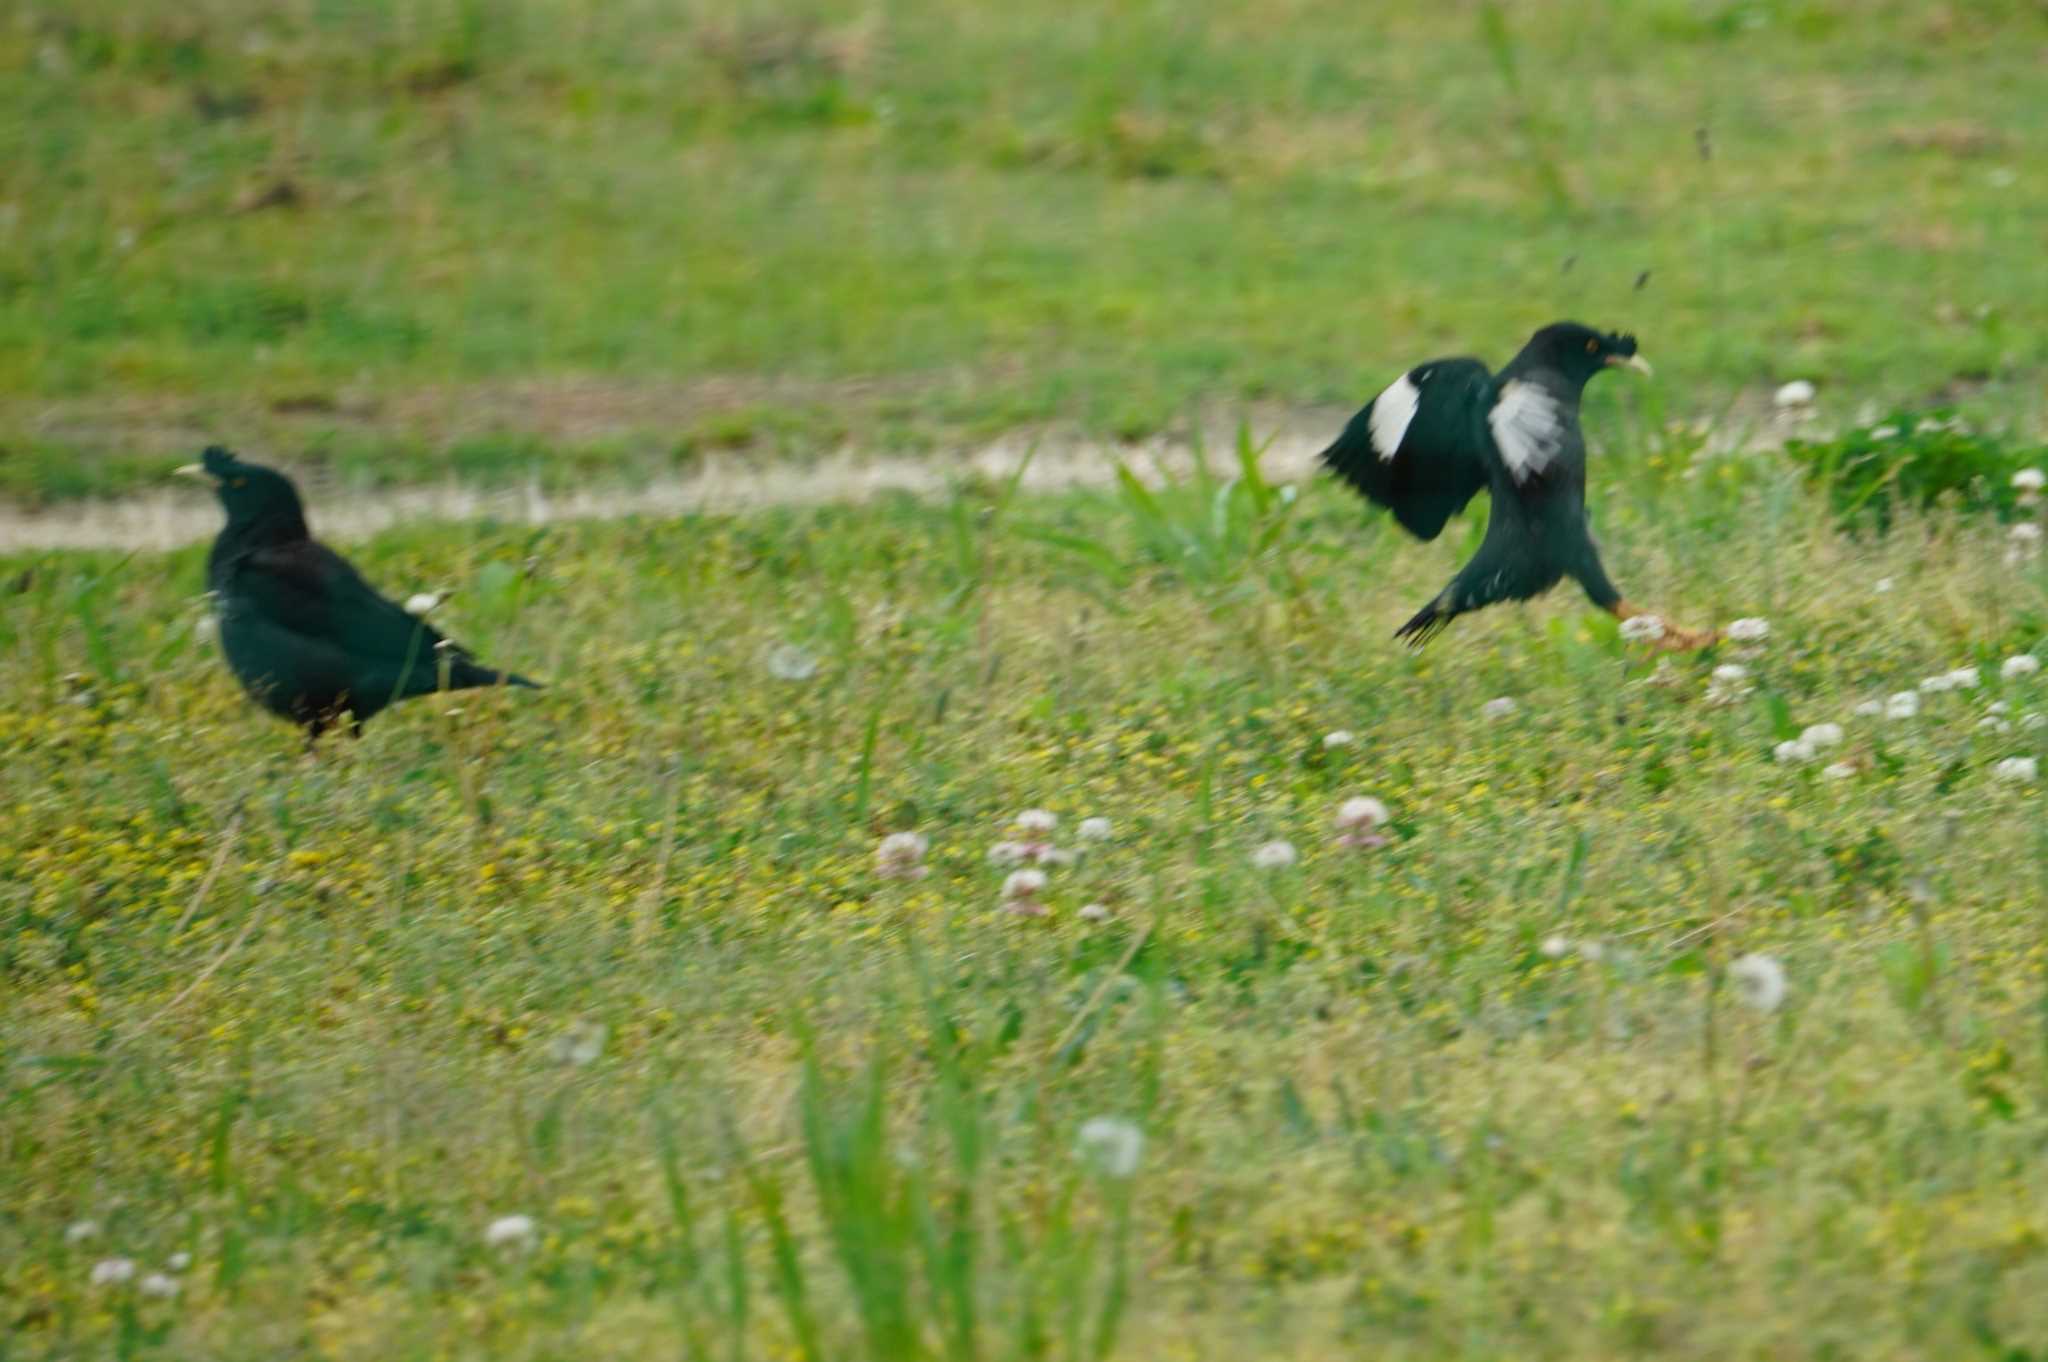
[173, 463, 216, 482]
[1606, 354, 1653, 377]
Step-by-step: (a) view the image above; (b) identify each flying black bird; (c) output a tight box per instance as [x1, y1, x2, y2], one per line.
[177, 446, 540, 739]
[1320, 321, 1714, 649]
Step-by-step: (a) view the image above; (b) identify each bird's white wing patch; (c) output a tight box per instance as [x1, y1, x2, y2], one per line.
[1367, 372, 1422, 463]
[1488, 380, 1566, 483]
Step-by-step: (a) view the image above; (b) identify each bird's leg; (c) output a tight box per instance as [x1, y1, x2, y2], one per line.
[1610, 599, 1718, 651]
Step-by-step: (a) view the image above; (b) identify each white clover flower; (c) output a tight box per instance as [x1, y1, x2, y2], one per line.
[1886, 691, 1921, 719]
[1705, 662, 1753, 706]
[1773, 380, 1816, 409]
[2013, 523, 2045, 546]
[65, 1220, 100, 1244]
[1002, 868, 1048, 898]
[403, 590, 447, 617]
[987, 841, 1029, 866]
[1539, 935, 1571, 959]
[1853, 699, 1884, 717]
[165, 1252, 191, 1273]
[1322, 730, 1357, 749]
[875, 831, 930, 880]
[763, 643, 819, 682]
[1480, 696, 1520, 720]
[1988, 700, 2011, 715]
[1077, 902, 1112, 923]
[193, 614, 218, 643]
[1729, 954, 1787, 1013]
[138, 1272, 180, 1300]
[1014, 809, 1058, 837]
[1870, 425, 1900, 441]
[1821, 760, 1857, 780]
[1250, 840, 1298, 870]
[1076, 817, 1113, 842]
[1948, 666, 1982, 690]
[2003, 654, 2041, 680]
[1074, 1117, 1144, 1178]
[90, 1258, 137, 1288]
[1873, 577, 1894, 594]
[1800, 722, 1844, 749]
[2024, 713, 2048, 731]
[1993, 756, 2039, 783]
[1726, 617, 1770, 643]
[548, 1019, 607, 1067]
[1979, 716, 2012, 734]
[1620, 614, 1666, 643]
[2015, 468, 2047, 493]
[1577, 941, 1607, 963]
[485, 1214, 538, 1251]
[1335, 796, 1391, 850]
[1773, 738, 1814, 765]
[1335, 796, 1388, 830]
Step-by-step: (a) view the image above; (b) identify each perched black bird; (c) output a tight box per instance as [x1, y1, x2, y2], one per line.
[177, 446, 540, 739]
[1321, 321, 1714, 648]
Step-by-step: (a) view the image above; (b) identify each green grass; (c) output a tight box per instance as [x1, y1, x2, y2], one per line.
[4, 0, 2048, 499]
[6, 439, 2048, 1357]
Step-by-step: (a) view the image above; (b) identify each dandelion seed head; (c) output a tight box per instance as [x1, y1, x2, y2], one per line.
[763, 643, 819, 682]
[1074, 1117, 1144, 1177]
[1729, 954, 1787, 1013]
[548, 1019, 607, 1067]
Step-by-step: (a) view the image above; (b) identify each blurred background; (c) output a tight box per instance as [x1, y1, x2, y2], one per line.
[1, 0, 2042, 505]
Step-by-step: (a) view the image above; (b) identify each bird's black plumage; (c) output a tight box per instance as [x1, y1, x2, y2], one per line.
[1322, 322, 1707, 648]
[179, 446, 540, 738]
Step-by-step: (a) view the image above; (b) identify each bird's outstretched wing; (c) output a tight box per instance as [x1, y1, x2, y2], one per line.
[1320, 357, 1496, 541]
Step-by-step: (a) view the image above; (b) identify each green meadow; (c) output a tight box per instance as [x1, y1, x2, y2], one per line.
[2, 0, 2046, 499]
[7, 1, 2048, 1359]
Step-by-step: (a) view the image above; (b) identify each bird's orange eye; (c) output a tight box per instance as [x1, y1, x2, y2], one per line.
[231, 477, 247, 488]
[1585, 338, 1599, 355]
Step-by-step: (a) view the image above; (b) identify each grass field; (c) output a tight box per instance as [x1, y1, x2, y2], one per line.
[5, 437, 2048, 1357]
[3, 0, 2047, 501]
[9, 0, 2048, 1357]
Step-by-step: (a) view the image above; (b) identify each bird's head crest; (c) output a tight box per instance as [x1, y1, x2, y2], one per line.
[175, 446, 310, 539]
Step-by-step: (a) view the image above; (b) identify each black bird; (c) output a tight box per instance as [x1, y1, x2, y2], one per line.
[177, 446, 540, 739]
[1320, 321, 1714, 649]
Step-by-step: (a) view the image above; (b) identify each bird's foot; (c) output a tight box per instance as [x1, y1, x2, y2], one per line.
[1654, 623, 1720, 652]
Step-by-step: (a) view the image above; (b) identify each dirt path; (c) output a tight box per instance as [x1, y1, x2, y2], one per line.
[0, 432, 1334, 552]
